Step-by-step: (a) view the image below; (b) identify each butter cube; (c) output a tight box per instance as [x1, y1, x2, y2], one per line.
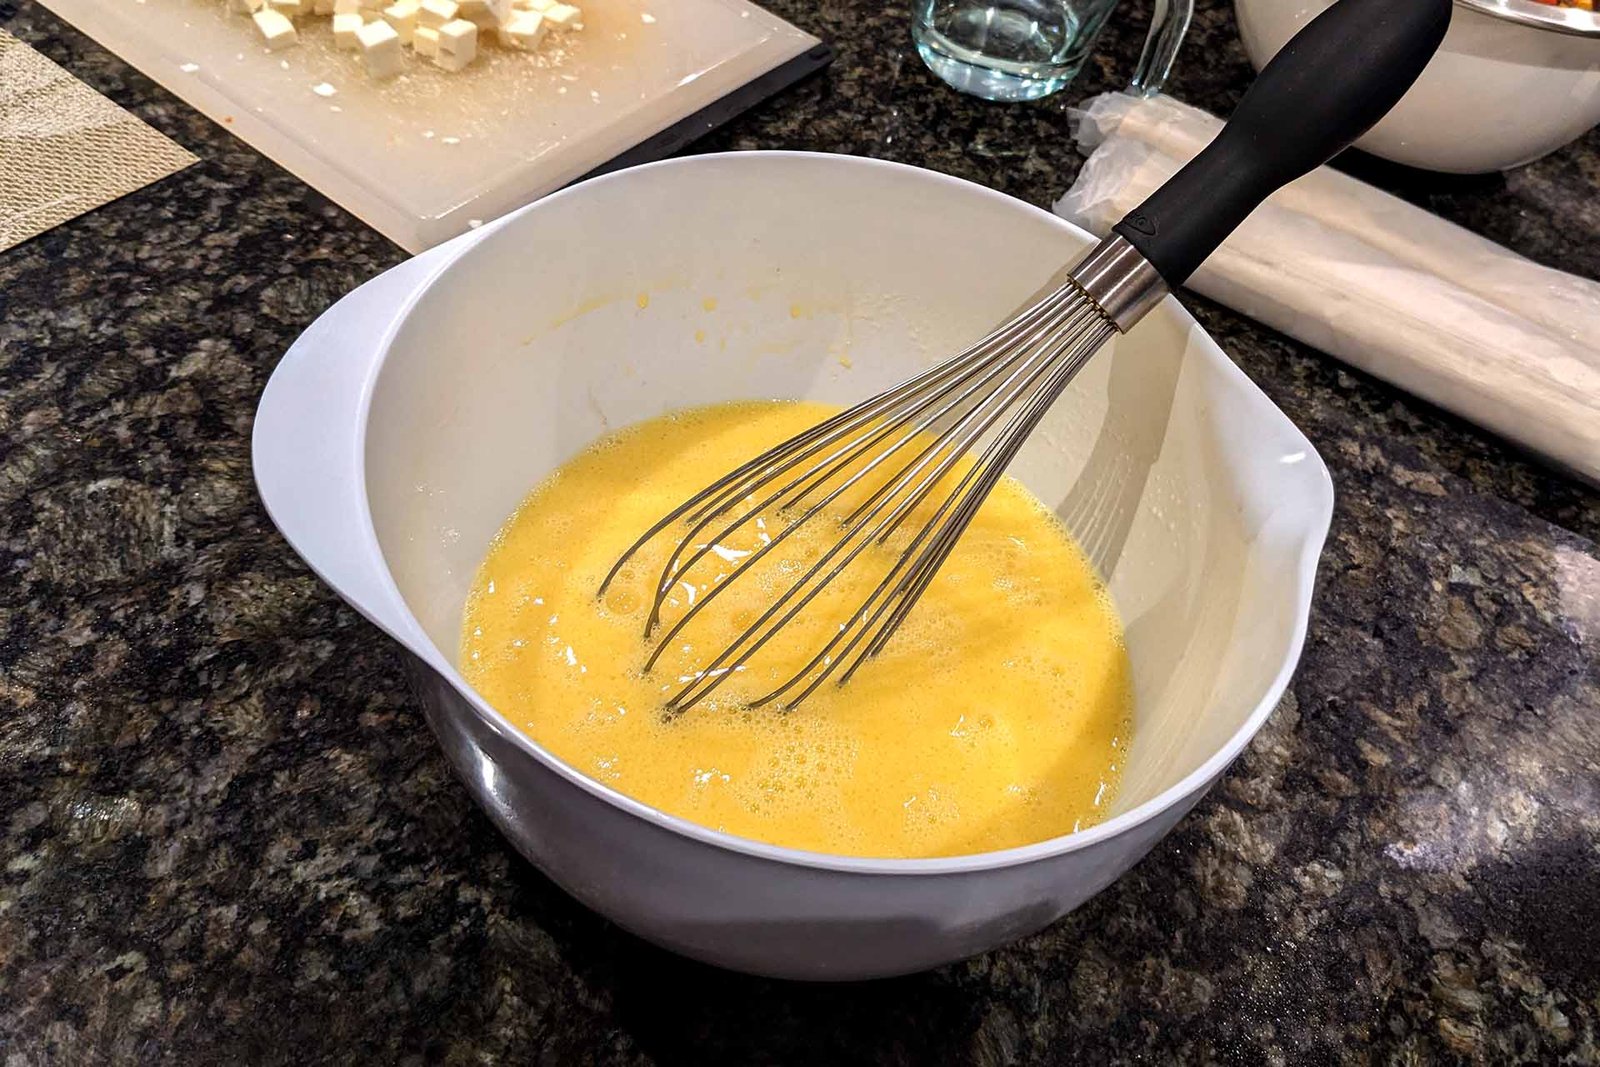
[381, 0, 419, 42]
[332, 12, 364, 48]
[252, 9, 298, 48]
[268, 0, 306, 16]
[542, 2, 580, 29]
[356, 18, 404, 77]
[439, 18, 476, 51]
[497, 10, 544, 48]
[457, 0, 510, 26]
[435, 18, 476, 68]
[418, 0, 459, 28]
[413, 24, 441, 56]
[333, 0, 362, 11]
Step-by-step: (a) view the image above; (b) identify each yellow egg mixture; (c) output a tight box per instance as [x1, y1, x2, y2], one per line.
[460, 401, 1133, 858]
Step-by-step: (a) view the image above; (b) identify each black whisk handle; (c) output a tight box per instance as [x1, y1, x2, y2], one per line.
[1112, 0, 1451, 288]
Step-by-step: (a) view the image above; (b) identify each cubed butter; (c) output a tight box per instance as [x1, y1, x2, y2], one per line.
[434, 21, 474, 69]
[497, 10, 544, 48]
[457, 0, 510, 26]
[332, 12, 365, 48]
[434, 18, 476, 69]
[381, 0, 419, 42]
[439, 18, 476, 53]
[418, 0, 459, 28]
[228, 0, 577, 81]
[542, 2, 580, 29]
[356, 18, 404, 77]
[252, 8, 299, 48]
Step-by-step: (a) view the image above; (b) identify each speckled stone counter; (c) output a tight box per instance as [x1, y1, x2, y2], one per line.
[1, 1, 1596, 1062]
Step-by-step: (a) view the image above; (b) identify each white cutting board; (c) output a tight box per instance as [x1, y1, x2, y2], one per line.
[42, 0, 818, 250]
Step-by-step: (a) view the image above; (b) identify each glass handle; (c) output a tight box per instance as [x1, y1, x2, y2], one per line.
[1128, 0, 1193, 97]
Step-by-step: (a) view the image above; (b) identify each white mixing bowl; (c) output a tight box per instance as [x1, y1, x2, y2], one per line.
[1236, 0, 1600, 173]
[253, 152, 1333, 980]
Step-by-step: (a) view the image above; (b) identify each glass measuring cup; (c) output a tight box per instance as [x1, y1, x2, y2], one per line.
[914, 0, 1192, 102]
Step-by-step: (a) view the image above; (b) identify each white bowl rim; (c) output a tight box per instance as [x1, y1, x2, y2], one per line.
[358, 150, 1335, 877]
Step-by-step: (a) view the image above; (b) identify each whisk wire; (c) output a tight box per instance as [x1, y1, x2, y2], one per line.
[635, 287, 1092, 653]
[620, 277, 1117, 713]
[661, 293, 1109, 711]
[834, 318, 1115, 690]
[640, 336, 1055, 665]
[858, 322, 1114, 664]
[748, 312, 1115, 710]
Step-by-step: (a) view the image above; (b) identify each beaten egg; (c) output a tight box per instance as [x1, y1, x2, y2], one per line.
[460, 401, 1133, 858]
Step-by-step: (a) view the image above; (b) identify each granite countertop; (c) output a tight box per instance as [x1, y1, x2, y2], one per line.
[2, 0, 1598, 1061]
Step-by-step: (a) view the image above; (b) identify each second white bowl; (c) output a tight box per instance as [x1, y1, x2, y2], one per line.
[1236, 0, 1600, 173]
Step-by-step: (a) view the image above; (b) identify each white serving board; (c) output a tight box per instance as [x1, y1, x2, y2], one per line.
[43, 0, 819, 250]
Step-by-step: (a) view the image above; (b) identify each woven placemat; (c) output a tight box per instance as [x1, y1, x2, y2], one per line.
[0, 28, 197, 252]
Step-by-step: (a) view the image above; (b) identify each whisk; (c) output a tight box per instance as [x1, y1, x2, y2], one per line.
[601, 0, 1450, 713]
